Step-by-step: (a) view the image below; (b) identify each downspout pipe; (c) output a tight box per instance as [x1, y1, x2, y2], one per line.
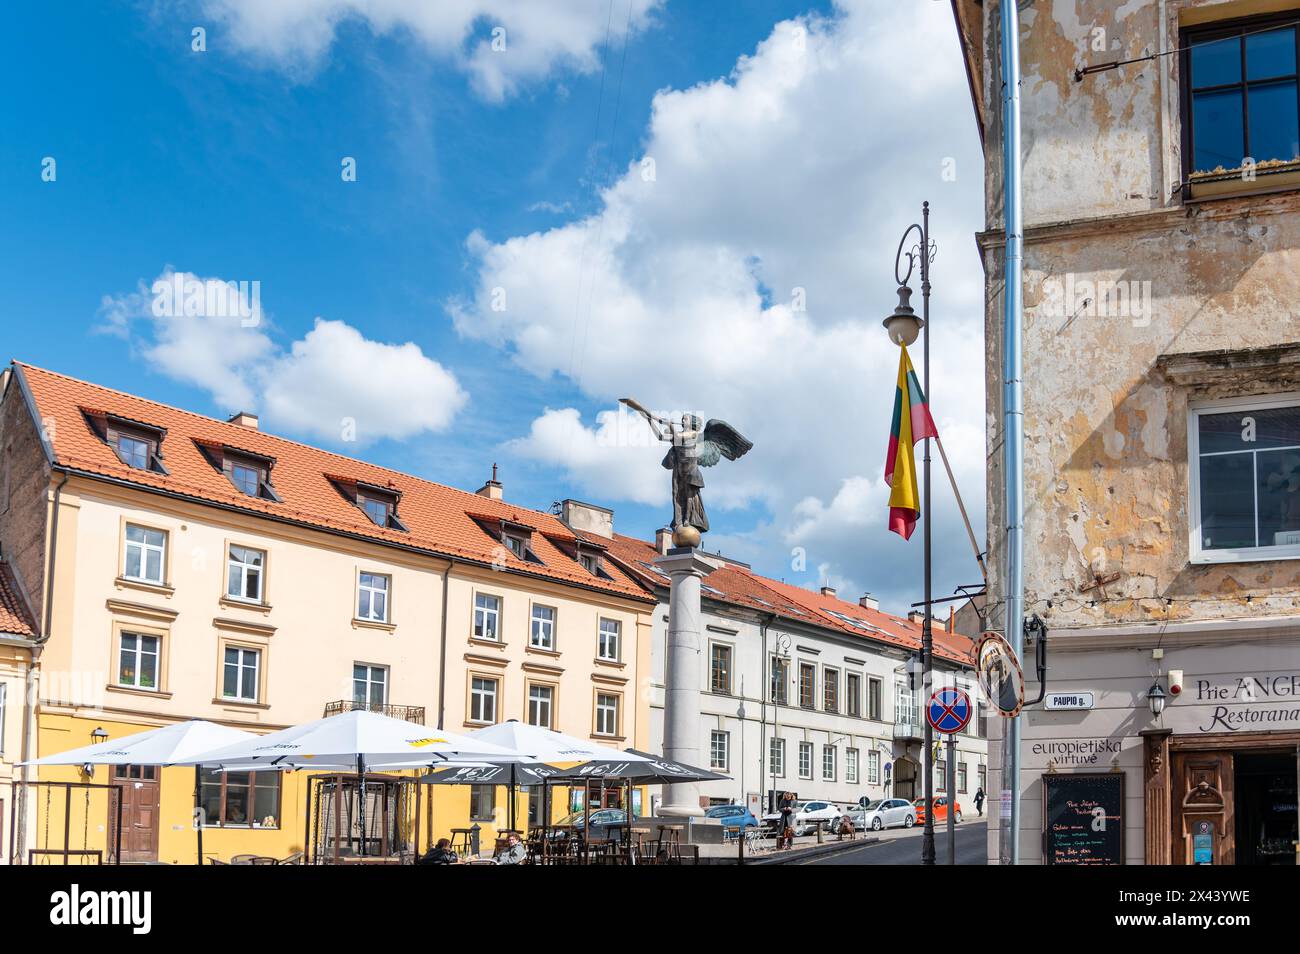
[998, 0, 1026, 866]
[436, 559, 452, 730]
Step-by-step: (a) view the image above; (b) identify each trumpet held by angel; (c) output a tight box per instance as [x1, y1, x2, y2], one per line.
[620, 397, 754, 544]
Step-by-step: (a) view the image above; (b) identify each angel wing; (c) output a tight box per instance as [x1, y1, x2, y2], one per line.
[698, 419, 753, 468]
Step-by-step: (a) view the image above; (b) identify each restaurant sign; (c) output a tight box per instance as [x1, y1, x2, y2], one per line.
[1194, 673, 1300, 733]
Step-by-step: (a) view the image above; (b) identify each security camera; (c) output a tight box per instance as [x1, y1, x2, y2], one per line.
[1168, 669, 1184, 697]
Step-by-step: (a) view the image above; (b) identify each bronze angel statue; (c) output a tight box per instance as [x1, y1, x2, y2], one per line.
[620, 398, 754, 546]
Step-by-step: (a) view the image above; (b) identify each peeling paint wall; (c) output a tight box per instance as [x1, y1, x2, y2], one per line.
[976, 0, 1300, 635]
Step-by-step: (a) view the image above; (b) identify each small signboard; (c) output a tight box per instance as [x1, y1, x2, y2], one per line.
[1044, 691, 1095, 711]
[927, 687, 973, 734]
[1042, 772, 1125, 865]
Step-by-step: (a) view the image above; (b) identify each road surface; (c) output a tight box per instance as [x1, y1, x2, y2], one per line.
[801, 821, 988, 865]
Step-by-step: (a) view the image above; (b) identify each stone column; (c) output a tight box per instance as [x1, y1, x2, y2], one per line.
[655, 546, 713, 817]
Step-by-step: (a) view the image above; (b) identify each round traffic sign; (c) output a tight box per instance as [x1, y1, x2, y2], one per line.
[927, 686, 973, 734]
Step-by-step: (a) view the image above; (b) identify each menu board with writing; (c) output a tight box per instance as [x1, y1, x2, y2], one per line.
[1042, 772, 1125, 865]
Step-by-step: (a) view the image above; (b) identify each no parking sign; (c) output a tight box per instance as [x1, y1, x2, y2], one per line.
[926, 686, 972, 734]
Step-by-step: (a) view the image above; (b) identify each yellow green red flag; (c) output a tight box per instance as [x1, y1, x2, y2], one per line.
[885, 344, 937, 540]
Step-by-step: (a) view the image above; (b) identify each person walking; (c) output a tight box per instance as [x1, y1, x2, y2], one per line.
[778, 792, 795, 849]
[974, 786, 985, 817]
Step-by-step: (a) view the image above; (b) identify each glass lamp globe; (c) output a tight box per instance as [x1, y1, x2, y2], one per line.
[882, 285, 924, 347]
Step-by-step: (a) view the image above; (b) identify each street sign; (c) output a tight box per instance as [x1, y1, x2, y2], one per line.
[927, 686, 973, 734]
[1044, 691, 1094, 711]
[975, 631, 1025, 717]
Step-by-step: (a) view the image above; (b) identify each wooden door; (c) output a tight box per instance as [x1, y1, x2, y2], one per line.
[113, 765, 160, 863]
[1171, 751, 1234, 865]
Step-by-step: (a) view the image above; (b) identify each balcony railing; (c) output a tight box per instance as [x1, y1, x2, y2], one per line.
[893, 702, 923, 741]
[323, 700, 426, 724]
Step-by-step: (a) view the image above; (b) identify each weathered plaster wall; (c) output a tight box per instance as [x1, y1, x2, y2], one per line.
[978, 1, 1300, 633]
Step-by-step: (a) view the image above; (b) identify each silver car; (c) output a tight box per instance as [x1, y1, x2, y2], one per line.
[851, 797, 915, 831]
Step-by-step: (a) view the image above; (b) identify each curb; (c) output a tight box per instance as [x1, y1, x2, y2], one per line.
[703, 836, 882, 866]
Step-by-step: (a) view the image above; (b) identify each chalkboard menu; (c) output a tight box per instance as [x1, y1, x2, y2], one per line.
[1042, 772, 1125, 865]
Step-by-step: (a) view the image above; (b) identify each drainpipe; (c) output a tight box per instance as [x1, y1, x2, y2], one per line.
[757, 613, 773, 813]
[16, 470, 68, 863]
[436, 559, 452, 730]
[997, 0, 1026, 866]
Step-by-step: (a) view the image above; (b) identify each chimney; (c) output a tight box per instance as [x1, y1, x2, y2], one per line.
[476, 463, 503, 501]
[560, 499, 613, 539]
[908, 611, 924, 626]
[227, 411, 259, 429]
[654, 528, 673, 555]
[858, 593, 879, 611]
[820, 585, 837, 599]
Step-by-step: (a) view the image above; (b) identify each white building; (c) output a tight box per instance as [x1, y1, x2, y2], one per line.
[558, 503, 989, 817]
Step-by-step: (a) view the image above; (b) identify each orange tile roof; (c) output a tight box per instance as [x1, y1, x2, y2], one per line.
[604, 532, 974, 667]
[0, 562, 37, 638]
[14, 363, 653, 603]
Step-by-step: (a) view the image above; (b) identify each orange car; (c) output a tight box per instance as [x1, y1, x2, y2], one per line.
[911, 796, 962, 825]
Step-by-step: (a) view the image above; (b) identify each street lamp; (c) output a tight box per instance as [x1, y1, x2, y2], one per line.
[885, 202, 937, 866]
[1147, 681, 1167, 718]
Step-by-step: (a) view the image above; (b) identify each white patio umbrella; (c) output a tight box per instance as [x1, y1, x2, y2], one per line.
[172, 711, 530, 858]
[20, 719, 256, 864]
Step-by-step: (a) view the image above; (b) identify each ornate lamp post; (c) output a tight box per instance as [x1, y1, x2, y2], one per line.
[883, 202, 936, 866]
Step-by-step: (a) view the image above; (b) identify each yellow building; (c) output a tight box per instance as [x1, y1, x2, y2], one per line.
[0, 362, 654, 863]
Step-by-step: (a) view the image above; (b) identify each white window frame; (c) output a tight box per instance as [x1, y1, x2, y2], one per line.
[474, 593, 501, 641]
[353, 663, 388, 708]
[123, 523, 166, 584]
[226, 544, 265, 603]
[357, 572, 390, 623]
[867, 749, 881, 785]
[710, 730, 729, 771]
[597, 618, 621, 661]
[470, 676, 498, 724]
[798, 741, 813, 780]
[595, 692, 619, 736]
[530, 604, 556, 650]
[822, 744, 836, 782]
[709, 641, 733, 694]
[118, 632, 161, 691]
[1188, 392, 1300, 563]
[769, 737, 785, 777]
[527, 683, 554, 728]
[222, 646, 260, 703]
[846, 747, 859, 784]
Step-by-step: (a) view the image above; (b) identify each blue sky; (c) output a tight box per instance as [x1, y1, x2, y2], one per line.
[0, 0, 987, 615]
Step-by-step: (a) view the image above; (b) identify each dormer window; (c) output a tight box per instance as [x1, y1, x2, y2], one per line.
[504, 533, 528, 559]
[579, 552, 598, 574]
[356, 485, 407, 531]
[87, 411, 167, 473]
[199, 442, 279, 501]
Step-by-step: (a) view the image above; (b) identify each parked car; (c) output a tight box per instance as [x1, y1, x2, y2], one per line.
[705, 804, 759, 829]
[762, 799, 840, 835]
[911, 796, 961, 825]
[551, 808, 627, 841]
[851, 797, 916, 831]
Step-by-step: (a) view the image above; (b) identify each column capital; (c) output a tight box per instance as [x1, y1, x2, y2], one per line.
[654, 547, 716, 578]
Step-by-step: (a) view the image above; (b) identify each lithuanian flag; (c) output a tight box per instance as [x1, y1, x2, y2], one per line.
[885, 345, 937, 540]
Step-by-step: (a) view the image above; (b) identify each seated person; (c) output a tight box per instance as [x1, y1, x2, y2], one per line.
[416, 838, 459, 865]
[494, 832, 526, 865]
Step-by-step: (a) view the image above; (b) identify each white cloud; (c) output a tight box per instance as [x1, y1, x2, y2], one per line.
[197, 0, 662, 100]
[448, 0, 988, 611]
[99, 269, 467, 444]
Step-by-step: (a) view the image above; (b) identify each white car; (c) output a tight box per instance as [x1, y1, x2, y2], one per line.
[763, 799, 843, 835]
[852, 797, 915, 831]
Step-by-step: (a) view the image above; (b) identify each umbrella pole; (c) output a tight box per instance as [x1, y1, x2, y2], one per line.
[358, 756, 367, 859]
[509, 764, 516, 834]
[194, 765, 203, 865]
[583, 779, 590, 866]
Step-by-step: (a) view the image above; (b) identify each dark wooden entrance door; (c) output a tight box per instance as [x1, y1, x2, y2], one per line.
[113, 765, 160, 863]
[1171, 751, 1234, 865]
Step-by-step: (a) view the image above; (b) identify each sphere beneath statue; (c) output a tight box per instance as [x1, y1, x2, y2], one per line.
[671, 525, 701, 549]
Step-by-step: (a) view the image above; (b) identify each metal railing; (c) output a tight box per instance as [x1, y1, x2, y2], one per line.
[323, 700, 426, 724]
